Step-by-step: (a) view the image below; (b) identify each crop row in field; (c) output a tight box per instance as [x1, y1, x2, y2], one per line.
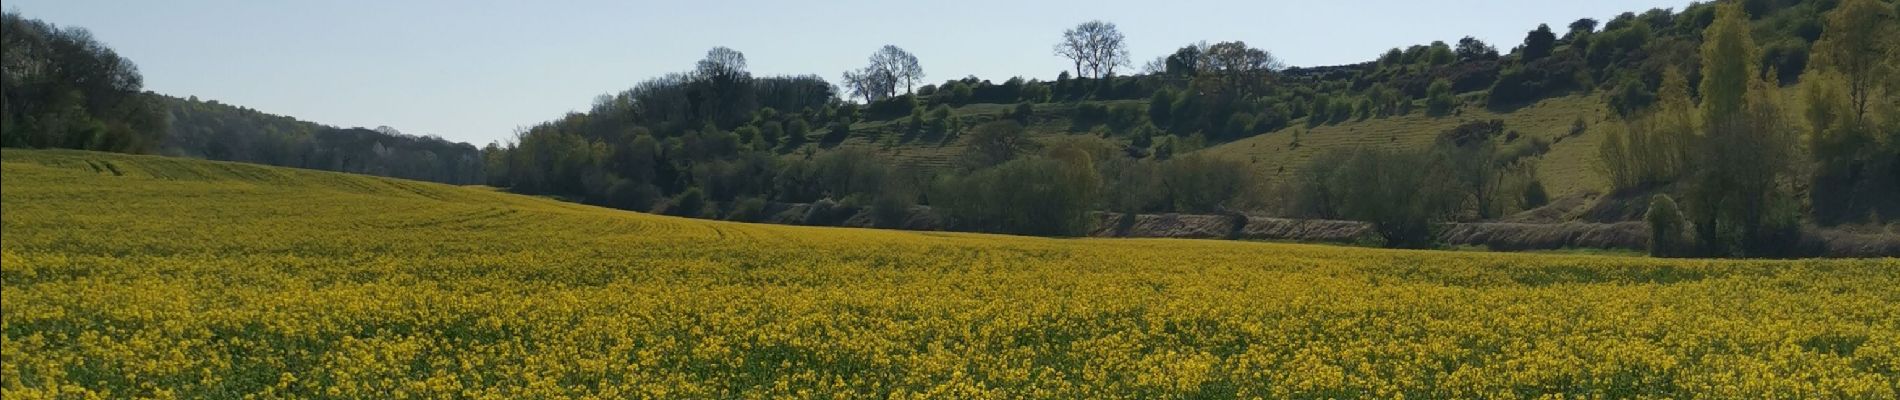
[3, 150, 1896, 399]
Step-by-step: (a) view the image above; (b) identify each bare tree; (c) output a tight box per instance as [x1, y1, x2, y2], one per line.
[842, 66, 896, 103]
[1088, 23, 1130, 78]
[1141, 56, 1168, 75]
[1054, 26, 1089, 78]
[1054, 20, 1129, 79]
[868, 45, 924, 95]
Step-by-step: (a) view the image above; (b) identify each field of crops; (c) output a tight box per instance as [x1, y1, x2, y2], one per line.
[3, 149, 1897, 399]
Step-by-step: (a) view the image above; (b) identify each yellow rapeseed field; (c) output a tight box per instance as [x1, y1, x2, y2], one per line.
[2, 149, 1897, 399]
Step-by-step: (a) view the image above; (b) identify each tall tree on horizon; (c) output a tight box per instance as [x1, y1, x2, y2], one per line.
[1201, 41, 1283, 97]
[1054, 20, 1130, 79]
[692, 46, 755, 128]
[867, 45, 924, 96]
[1519, 24, 1558, 62]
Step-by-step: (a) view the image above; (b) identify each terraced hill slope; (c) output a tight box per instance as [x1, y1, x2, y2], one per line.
[829, 94, 1613, 198]
[1200, 95, 1614, 197]
[4, 149, 1896, 398]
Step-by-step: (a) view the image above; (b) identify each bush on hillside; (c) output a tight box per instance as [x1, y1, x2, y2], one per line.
[726, 196, 769, 222]
[932, 156, 1100, 236]
[1646, 194, 1687, 257]
[669, 188, 707, 217]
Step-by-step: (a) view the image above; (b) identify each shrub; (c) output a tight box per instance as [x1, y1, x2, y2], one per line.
[606, 181, 662, 212]
[1486, 54, 1584, 108]
[1645, 194, 1686, 257]
[1019, 82, 1052, 103]
[1221, 113, 1255, 139]
[1106, 103, 1145, 133]
[1253, 104, 1290, 133]
[1072, 103, 1109, 129]
[1437, 119, 1506, 148]
[863, 94, 918, 120]
[821, 121, 851, 144]
[760, 121, 786, 146]
[1012, 102, 1035, 124]
[726, 197, 769, 222]
[1521, 178, 1550, 209]
[1148, 90, 1175, 126]
[669, 188, 707, 217]
[870, 192, 913, 228]
[1426, 79, 1458, 116]
[787, 119, 811, 143]
[1499, 136, 1552, 165]
[1328, 97, 1355, 124]
[928, 105, 954, 136]
[800, 198, 855, 226]
[908, 108, 926, 134]
[734, 126, 762, 146]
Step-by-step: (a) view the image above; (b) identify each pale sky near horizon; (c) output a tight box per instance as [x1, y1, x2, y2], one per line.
[8, 0, 1690, 145]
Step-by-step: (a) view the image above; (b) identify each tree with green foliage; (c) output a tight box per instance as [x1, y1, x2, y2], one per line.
[692, 47, 757, 128]
[1160, 154, 1251, 213]
[1438, 140, 1504, 219]
[1800, 0, 1898, 224]
[1327, 148, 1457, 248]
[1810, 0, 1895, 122]
[1600, 68, 1695, 191]
[1202, 41, 1283, 97]
[1163, 43, 1207, 76]
[932, 156, 1101, 236]
[1685, 2, 1800, 257]
[1455, 36, 1499, 61]
[1520, 24, 1558, 62]
[961, 121, 1032, 170]
[1425, 41, 1456, 66]
[1, 11, 165, 152]
[1566, 18, 1599, 41]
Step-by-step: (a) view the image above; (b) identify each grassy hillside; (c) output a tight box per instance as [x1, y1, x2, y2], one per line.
[1201, 94, 1613, 197]
[834, 94, 1616, 198]
[4, 149, 1897, 398]
[822, 100, 1141, 170]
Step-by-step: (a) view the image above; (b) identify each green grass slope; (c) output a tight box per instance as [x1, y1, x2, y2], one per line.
[828, 94, 1615, 198]
[1200, 94, 1615, 197]
[819, 101, 1143, 170]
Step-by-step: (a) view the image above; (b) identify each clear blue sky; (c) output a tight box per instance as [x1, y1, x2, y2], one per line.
[8, 0, 1687, 145]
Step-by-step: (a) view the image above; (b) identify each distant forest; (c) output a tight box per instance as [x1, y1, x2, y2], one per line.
[6, 0, 1897, 257]
[156, 95, 484, 185]
[2, 11, 483, 185]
